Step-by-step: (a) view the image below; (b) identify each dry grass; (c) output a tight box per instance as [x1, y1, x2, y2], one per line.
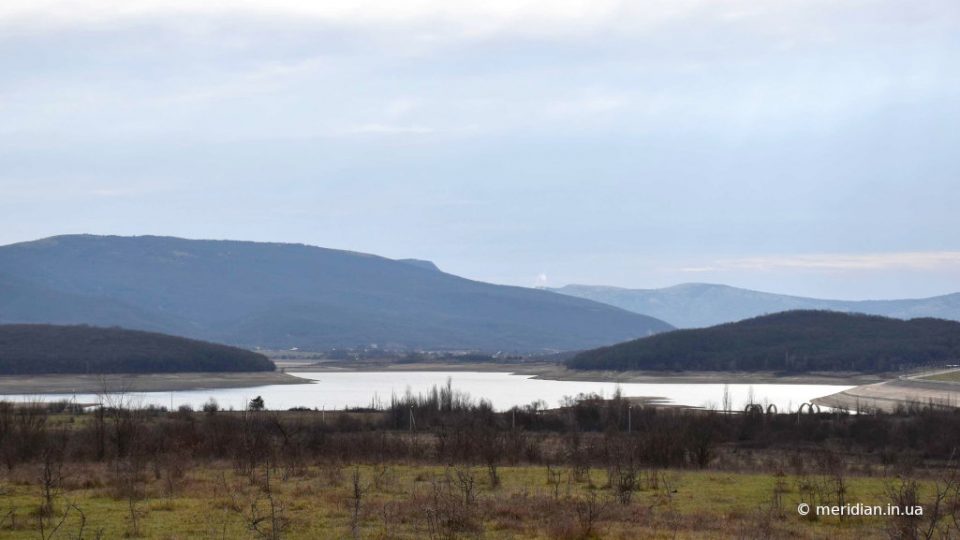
[0, 462, 913, 539]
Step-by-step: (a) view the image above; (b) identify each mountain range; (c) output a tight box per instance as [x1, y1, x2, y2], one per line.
[550, 283, 960, 328]
[0, 235, 672, 352]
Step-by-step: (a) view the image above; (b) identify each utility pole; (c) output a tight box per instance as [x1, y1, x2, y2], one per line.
[627, 405, 632, 434]
[409, 406, 415, 432]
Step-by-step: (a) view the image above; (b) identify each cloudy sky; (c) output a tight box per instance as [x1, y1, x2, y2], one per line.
[1, 0, 958, 299]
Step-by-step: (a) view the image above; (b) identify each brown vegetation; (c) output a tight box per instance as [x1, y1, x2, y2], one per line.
[0, 386, 959, 538]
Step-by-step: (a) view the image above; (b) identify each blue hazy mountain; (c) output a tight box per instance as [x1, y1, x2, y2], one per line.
[551, 283, 960, 328]
[0, 235, 672, 351]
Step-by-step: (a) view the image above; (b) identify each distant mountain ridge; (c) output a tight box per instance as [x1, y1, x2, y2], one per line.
[568, 310, 960, 373]
[551, 283, 960, 328]
[0, 235, 672, 351]
[398, 259, 441, 272]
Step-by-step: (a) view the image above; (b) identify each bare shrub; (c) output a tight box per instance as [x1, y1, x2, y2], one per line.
[885, 462, 960, 540]
[573, 491, 607, 538]
[422, 468, 483, 540]
[223, 465, 289, 540]
[546, 464, 565, 500]
[348, 467, 367, 540]
[37, 445, 64, 518]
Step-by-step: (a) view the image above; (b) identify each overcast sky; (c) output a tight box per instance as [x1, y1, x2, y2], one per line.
[1, 1, 958, 299]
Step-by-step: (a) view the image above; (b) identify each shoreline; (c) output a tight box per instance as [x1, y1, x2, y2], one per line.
[0, 361, 899, 396]
[0, 371, 311, 395]
[814, 371, 960, 412]
[279, 360, 887, 385]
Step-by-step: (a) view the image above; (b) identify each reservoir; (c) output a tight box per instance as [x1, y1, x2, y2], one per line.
[2, 371, 853, 412]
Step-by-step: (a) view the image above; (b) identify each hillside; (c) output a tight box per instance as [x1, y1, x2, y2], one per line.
[0, 324, 275, 374]
[0, 235, 672, 351]
[567, 310, 960, 372]
[551, 283, 960, 328]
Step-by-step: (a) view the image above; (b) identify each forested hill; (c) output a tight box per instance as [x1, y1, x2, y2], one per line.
[0, 325, 275, 374]
[567, 311, 960, 372]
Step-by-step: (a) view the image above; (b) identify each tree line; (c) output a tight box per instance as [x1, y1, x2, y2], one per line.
[2, 385, 959, 474]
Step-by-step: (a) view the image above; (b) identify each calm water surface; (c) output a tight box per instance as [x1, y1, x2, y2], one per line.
[4, 371, 852, 412]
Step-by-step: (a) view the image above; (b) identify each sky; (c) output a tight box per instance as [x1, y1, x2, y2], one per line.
[1, 0, 958, 300]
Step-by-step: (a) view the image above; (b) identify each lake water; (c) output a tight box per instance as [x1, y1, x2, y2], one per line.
[2, 371, 852, 412]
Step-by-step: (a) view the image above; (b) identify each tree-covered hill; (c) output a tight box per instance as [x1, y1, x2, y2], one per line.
[567, 310, 960, 372]
[0, 324, 275, 374]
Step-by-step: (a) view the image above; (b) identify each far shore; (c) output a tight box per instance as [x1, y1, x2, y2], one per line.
[0, 371, 311, 396]
[278, 360, 888, 385]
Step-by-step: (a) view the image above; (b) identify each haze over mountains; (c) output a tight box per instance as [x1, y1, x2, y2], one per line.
[0, 235, 671, 352]
[551, 283, 960, 329]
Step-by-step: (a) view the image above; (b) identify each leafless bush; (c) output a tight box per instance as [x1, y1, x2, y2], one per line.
[886, 477, 925, 539]
[115, 458, 147, 537]
[154, 451, 188, 502]
[37, 445, 64, 518]
[37, 500, 103, 540]
[422, 468, 482, 540]
[546, 464, 564, 500]
[348, 467, 367, 540]
[574, 491, 607, 538]
[222, 465, 289, 540]
[611, 465, 637, 505]
[322, 463, 344, 487]
[770, 469, 788, 519]
[885, 461, 960, 540]
[455, 466, 478, 507]
[372, 463, 397, 493]
[563, 433, 590, 484]
[794, 473, 831, 522]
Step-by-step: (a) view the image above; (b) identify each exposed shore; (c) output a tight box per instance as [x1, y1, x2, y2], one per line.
[0, 371, 311, 395]
[813, 373, 960, 412]
[279, 360, 886, 385]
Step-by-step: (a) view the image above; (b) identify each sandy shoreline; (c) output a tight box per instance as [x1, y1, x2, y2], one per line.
[279, 360, 885, 385]
[0, 371, 312, 395]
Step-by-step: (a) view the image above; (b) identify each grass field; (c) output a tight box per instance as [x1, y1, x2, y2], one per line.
[920, 369, 960, 383]
[0, 462, 923, 539]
